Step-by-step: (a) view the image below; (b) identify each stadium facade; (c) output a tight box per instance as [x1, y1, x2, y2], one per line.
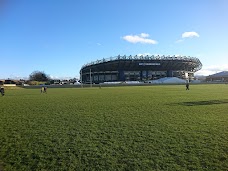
[80, 55, 202, 84]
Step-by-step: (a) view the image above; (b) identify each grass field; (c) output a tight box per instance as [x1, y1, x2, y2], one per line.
[0, 84, 228, 170]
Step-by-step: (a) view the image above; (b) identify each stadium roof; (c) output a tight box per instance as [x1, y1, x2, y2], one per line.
[81, 55, 202, 70]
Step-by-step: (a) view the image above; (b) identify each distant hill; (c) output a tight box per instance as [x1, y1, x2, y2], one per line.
[207, 71, 228, 77]
[206, 71, 228, 82]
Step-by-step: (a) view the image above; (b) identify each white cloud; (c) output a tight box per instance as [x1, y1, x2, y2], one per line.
[140, 33, 149, 38]
[175, 31, 199, 43]
[182, 31, 199, 38]
[195, 64, 228, 76]
[122, 33, 157, 44]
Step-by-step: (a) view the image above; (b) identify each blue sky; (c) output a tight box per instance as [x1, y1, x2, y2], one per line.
[0, 0, 228, 79]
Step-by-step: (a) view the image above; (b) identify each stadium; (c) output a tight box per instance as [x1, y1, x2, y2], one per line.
[80, 55, 202, 84]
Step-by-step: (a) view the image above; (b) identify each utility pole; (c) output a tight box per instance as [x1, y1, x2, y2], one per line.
[80, 70, 83, 88]
[90, 69, 92, 87]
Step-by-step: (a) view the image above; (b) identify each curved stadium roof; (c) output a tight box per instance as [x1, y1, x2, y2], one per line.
[81, 55, 202, 72]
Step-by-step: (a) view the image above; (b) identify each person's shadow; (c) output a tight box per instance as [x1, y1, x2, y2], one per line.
[170, 99, 228, 106]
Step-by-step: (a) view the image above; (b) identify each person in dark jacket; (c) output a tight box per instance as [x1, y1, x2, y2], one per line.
[0, 87, 5, 96]
[44, 86, 47, 93]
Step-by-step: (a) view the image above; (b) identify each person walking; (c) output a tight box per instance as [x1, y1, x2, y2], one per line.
[0, 86, 5, 96]
[186, 81, 190, 90]
[41, 86, 43, 93]
[44, 86, 47, 93]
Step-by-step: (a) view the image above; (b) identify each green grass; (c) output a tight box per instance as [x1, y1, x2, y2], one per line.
[0, 84, 228, 170]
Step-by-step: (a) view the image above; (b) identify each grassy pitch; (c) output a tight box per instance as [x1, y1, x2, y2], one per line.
[0, 84, 228, 170]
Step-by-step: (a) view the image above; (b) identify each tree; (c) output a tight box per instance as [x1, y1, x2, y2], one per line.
[29, 71, 50, 81]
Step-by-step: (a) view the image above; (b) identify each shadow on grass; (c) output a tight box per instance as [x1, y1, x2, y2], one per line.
[0, 161, 4, 171]
[172, 99, 228, 106]
[2, 94, 38, 97]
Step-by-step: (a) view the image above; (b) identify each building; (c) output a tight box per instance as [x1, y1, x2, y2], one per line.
[206, 71, 228, 82]
[0, 80, 4, 85]
[80, 55, 202, 84]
